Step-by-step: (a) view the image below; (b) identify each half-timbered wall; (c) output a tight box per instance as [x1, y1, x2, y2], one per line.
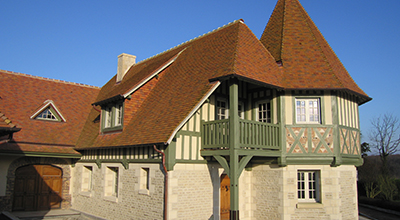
[175, 81, 278, 161]
[337, 91, 359, 129]
[80, 146, 163, 169]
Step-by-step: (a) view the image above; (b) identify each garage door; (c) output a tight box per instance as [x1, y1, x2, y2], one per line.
[13, 165, 62, 211]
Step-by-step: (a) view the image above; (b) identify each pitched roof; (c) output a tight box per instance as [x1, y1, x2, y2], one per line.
[76, 20, 282, 149]
[260, 0, 370, 103]
[0, 70, 100, 155]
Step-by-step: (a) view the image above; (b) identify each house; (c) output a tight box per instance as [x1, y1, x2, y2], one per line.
[0, 0, 371, 219]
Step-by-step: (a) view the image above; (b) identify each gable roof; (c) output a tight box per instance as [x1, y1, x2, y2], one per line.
[260, 0, 370, 104]
[0, 70, 100, 156]
[76, 20, 282, 149]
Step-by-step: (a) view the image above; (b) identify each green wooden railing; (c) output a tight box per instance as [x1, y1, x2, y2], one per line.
[201, 119, 280, 150]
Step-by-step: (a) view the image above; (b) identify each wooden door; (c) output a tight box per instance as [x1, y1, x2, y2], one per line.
[220, 174, 230, 220]
[13, 165, 62, 211]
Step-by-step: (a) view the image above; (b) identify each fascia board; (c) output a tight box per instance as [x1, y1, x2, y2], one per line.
[30, 100, 67, 122]
[166, 81, 221, 144]
[122, 49, 186, 98]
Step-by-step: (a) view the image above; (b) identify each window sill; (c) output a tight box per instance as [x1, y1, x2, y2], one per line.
[296, 202, 324, 209]
[103, 195, 119, 203]
[139, 189, 150, 195]
[79, 191, 92, 197]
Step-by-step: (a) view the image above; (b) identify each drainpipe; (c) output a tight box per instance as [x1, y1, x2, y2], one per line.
[153, 145, 168, 220]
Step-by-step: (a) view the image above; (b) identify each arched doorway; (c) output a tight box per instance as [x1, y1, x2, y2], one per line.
[13, 165, 62, 211]
[220, 174, 230, 220]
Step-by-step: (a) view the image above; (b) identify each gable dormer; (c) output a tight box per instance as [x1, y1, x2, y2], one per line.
[30, 100, 66, 122]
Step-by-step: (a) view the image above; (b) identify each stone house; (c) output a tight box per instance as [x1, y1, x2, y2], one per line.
[0, 0, 371, 219]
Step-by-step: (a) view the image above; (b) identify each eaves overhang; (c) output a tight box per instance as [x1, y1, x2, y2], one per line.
[286, 88, 372, 105]
[92, 94, 124, 106]
[0, 127, 21, 137]
[209, 74, 284, 90]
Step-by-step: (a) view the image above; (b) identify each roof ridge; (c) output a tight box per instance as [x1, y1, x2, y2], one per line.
[0, 69, 100, 89]
[0, 111, 17, 128]
[134, 19, 245, 66]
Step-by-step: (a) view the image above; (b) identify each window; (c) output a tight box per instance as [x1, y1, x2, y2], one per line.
[257, 101, 271, 123]
[217, 99, 228, 120]
[140, 167, 150, 190]
[296, 98, 320, 123]
[31, 100, 66, 122]
[82, 166, 93, 192]
[105, 167, 119, 197]
[297, 170, 320, 202]
[238, 102, 244, 119]
[102, 102, 124, 131]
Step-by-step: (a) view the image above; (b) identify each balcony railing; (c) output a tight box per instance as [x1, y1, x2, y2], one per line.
[201, 119, 280, 150]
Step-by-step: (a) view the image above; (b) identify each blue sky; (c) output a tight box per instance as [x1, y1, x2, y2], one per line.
[1, 0, 399, 146]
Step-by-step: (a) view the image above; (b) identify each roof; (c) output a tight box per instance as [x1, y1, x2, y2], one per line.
[0, 70, 100, 156]
[76, 20, 282, 149]
[260, 0, 371, 103]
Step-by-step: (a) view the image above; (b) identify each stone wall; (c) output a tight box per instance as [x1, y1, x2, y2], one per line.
[71, 162, 164, 220]
[282, 165, 358, 220]
[167, 163, 214, 220]
[252, 164, 283, 220]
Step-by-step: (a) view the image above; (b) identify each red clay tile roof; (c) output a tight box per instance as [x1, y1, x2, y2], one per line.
[260, 0, 370, 102]
[76, 20, 282, 149]
[0, 70, 100, 155]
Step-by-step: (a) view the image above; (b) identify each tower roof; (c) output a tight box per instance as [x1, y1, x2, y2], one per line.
[260, 0, 370, 103]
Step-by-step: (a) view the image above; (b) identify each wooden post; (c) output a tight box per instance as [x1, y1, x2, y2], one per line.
[229, 78, 240, 219]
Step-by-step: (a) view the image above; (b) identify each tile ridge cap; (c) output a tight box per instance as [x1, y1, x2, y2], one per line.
[0, 69, 100, 89]
[134, 20, 244, 66]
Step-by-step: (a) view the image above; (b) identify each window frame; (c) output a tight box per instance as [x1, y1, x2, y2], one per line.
[216, 98, 229, 120]
[297, 170, 320, 203]
[35, 106, 62, 122]
[295, 98, 321, 124]
[101, 101, 124, 132]
[256, 100, 271, 123]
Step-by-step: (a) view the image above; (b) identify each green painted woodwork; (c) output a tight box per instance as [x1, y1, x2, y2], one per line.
[165, 140, 177, 171]
[201, 119, 280, 150]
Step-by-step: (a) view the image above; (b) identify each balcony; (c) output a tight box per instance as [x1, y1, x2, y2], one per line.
[201, 119, 280, 150]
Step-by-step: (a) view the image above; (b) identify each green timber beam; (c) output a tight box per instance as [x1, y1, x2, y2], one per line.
[229, 78, 240, 220]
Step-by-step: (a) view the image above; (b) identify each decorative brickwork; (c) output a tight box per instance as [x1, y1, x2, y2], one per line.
[0, 157, 71, 211]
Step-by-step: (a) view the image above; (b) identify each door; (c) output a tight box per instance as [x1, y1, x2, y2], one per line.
[220, 174, 230, 220]
[13, 165, 62, 211]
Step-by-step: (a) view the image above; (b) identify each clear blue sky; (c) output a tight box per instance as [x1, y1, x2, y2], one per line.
[1, 0, 399, 145]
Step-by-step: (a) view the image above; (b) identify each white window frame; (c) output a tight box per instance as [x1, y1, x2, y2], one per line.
[102, 102, 124, 131]
[295, 98, 320, 124]
[139, 167, 150, 195]
[256, 100, 271, 123]
[115, 104, 123, 126]
[104, 166, 120, 199]
[216, 98, 228, 120]
[297, 170, 320, 203]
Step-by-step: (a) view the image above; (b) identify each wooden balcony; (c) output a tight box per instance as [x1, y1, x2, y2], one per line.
[201, 119, 280, 150]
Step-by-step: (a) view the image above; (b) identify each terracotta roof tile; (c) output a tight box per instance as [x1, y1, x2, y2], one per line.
[260, 0, 370, 101]
[76, 20, 282, 149]
[0, 70, 100, 155]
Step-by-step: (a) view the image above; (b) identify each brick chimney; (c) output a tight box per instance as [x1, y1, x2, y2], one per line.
[117, 53, 136, 83]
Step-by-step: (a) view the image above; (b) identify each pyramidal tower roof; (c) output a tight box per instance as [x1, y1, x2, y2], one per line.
[260, 0, 370, 103]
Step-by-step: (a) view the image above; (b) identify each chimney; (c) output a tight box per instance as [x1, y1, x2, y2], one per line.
[117, 53, 136, 83]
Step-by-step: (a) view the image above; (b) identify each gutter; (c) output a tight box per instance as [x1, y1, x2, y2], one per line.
[153, 145, 168, 220]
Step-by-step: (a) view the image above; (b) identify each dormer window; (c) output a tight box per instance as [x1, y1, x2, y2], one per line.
[101, 101, 124, 132]
[36, 108, 57, 120]
[31, 100, 66, 122]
